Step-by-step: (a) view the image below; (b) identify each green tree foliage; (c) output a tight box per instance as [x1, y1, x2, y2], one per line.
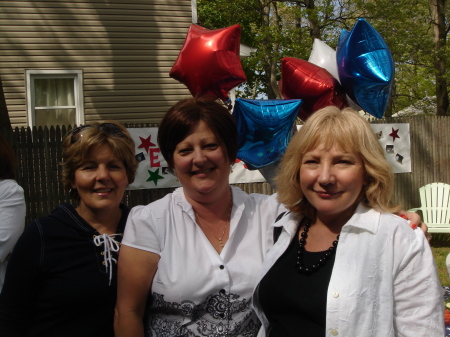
[197, 0, 449, 115]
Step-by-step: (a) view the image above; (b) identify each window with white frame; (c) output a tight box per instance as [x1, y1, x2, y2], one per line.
[26, 70, 84, 128]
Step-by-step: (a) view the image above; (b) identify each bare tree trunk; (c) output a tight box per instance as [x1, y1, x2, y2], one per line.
[384, 80, 395, 118]
[262, 1, 282, 99]
[430, 0, 448, 116]
[269, 2, 281, 98]
[251, 79, 259, 99]
[304, 0, 321, 39]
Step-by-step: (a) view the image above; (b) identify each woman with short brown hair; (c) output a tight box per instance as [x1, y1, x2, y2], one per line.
[0, 121, 137, 337]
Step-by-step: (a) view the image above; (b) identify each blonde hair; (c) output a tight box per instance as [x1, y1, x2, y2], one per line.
[61, 121, 138, 200]
[276, 106, 399, 219]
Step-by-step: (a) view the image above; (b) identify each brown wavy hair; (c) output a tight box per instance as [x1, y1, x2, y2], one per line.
[61, 120, 138, 200]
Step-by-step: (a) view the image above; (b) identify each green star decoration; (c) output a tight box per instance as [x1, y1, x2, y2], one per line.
[146, 168, 164, 186]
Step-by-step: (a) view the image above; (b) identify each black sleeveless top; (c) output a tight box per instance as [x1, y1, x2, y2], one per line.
[258, 224, 335, 337]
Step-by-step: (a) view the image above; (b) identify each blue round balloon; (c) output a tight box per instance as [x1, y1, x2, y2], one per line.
[233, 98, 301, 169]
[337, 18, 394, 118]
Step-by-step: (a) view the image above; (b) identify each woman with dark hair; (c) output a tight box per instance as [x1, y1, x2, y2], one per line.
[114, 99, 426, 337]
[0, 121, 138, 337]
[0, 134, 25, 293]
[115, 98, 285, 337]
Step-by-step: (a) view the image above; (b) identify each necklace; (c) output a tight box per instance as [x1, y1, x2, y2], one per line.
[296, 222, 339, 274]
[195, 200, 233, 248]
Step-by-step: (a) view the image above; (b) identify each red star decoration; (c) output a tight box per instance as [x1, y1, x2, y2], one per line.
[169, 24, 246, 101]
[138, 135, 156, 153]
[389, 128, 400, 142]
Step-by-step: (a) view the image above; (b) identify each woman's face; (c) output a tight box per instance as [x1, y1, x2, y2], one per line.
[173, 120, 231, 202]
[300, 143, 366, 224]
[72, 144, 128, 214]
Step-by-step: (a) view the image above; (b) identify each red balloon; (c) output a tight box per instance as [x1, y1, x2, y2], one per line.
[169, 24, 247, 102]
[280, 57, 349, 121]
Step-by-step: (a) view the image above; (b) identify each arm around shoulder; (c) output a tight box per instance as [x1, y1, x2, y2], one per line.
[114, 244, 160, 337]
[392, 228, 445, 336]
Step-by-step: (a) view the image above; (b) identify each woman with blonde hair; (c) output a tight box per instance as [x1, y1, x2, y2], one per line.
[0, 121, 138, 337]
[114, 99, 427, 337]
[253, 106, 444, 337]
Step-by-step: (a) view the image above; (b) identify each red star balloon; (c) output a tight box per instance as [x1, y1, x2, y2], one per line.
[169, 24, 247, 102]
[279, 57, 349, 121]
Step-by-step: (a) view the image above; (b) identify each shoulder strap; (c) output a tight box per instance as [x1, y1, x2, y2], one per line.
[273, 211, 288, 243]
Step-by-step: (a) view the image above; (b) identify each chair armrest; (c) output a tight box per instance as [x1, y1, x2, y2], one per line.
[407, 208, 421, 213]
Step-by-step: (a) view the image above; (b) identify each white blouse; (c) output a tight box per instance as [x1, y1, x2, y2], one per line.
[0, 179, 26, 293]
[253, 203, 445, 337]
[122, 186, 285, 337]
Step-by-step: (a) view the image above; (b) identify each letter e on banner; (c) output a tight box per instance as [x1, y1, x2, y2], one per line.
[149, 148, 161, 167]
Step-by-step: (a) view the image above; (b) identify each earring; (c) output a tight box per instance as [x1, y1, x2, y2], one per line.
[230, 165, 234, 173]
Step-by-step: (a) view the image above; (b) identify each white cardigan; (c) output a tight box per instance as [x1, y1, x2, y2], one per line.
[0, 179, 25, 293]
[253, 203, 445, 337]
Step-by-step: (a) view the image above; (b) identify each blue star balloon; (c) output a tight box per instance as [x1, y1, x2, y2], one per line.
[337, 18, 394, 118]
[233, 98, 301, 169]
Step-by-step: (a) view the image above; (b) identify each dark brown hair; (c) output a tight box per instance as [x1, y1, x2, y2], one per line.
[0, 134, 18, 180]
[158, 98, 238, 173]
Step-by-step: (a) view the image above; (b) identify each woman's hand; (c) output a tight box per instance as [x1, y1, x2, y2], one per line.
[397, 211, 431, 242]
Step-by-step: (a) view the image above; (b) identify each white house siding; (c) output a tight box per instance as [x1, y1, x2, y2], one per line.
[0, 0, 194, 128]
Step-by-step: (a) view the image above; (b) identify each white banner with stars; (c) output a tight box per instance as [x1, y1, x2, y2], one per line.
[129, 124, 410, 190]
[128, 128, 266, 190]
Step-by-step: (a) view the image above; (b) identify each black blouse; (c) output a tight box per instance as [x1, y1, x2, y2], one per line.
[258, 224, 336, 337]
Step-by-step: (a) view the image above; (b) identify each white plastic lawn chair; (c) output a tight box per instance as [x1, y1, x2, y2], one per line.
[446, 253, 450, 278]
[408, 182, 450, 233]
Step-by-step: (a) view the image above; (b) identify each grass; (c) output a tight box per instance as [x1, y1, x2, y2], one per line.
[430, 233, 450, 287]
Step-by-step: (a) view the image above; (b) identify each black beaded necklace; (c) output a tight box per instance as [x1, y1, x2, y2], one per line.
[296, 222, 340, 274]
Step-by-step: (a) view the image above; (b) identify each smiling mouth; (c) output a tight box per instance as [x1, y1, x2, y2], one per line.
[315, 191, 341, 198]
[191, 168, 214, 175]
[94, 188, 113, 193]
